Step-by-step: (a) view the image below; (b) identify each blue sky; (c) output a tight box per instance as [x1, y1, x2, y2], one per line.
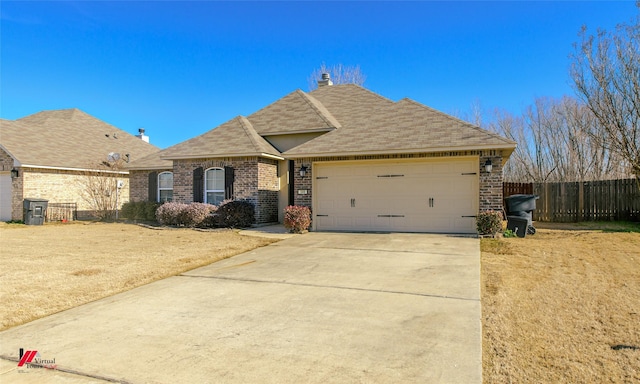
[1, 1, 637, 149]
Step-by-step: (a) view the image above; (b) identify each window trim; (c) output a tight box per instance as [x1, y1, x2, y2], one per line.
[204, 167, 225, 205]
[157, 171, 173, 202]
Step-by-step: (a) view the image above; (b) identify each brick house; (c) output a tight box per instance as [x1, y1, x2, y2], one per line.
[128, 79, 516, 233]
[0, 109, 160, 221]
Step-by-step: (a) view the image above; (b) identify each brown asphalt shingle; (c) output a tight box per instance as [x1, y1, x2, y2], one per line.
[248, 90, 341, 135]
[284, 85, 516, 156]
[1, 109, 160, 169]
[159, 116, 281, 160]
[117, 84, 517, 168]
[125, 151, 173, 170]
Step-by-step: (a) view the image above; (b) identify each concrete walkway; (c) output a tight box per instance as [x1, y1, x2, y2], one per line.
[0, 232, 481, 383]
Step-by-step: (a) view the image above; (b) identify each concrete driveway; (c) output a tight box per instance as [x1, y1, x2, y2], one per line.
[0, 232, 481, 383]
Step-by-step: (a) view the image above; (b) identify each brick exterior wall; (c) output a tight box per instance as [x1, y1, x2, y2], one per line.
[11, 172, 24, 220]
[0, 149, 13, 172]
[257, 158, 279, 223]
[169, 157, 279, 224]
[172, 157, 255, 202]
[17, 168, 130, 220]
[127, 151, 505, 227]
[293, 159, 312, 207]
[292, 150, 507, 213]
[479, 153, 504, 212]
[129, 169, 172, 202]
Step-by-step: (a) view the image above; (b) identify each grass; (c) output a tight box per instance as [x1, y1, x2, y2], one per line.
[481, 221, 640, 383]
[0, 222, 277, 331]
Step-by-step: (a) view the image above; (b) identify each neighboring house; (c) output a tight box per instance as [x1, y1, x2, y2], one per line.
[0, 109, 159, 221]
[129, 80, 516, 234]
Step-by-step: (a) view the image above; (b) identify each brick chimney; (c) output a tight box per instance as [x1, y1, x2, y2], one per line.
[136, 128, 149, 143]
[317, 73, 333, 87]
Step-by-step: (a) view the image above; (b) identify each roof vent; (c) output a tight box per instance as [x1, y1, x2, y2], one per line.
[318, 73, 333, 87]
[136, 128, 149, 143]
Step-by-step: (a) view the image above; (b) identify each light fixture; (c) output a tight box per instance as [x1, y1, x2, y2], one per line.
[485, 159, 493, 173]
[299, 165, 308, 178]
[10, 168, 19, 178]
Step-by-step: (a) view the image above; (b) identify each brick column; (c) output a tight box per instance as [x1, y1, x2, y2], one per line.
[479, 154, 504, 212]
[292, 159, 312, 208]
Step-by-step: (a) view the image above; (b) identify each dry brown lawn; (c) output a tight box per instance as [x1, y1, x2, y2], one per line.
[0, 222, 277, 331]
[482, 222, 640, 383]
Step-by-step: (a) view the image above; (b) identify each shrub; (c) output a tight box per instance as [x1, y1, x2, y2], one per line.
[182, 203, 217, 227]
[283, 205, 311, 233]
[476, 210, 503, 236]
[121, 201, 161, 221]
[143, 201, 160, 221]
[156, 202, 186, 226]
[120, 202, 135, 219]
[156, 202, 217, 227]
[213, 200, 255, 228]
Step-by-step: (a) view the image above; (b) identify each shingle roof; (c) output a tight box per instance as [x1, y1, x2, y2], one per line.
[0, 109, 160, 170]
[124, 83, 515, 167]
[159, 116, 282, 160]
[125, 150, 173, 170]
[248, 90, 341, 135]
[307, 84, 396, 128]
[284, 86, 516, 157]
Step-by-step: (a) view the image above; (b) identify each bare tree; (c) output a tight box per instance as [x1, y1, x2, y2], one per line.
[489, 109, 531, 182]
[307, 63, 367, 90]
[76, 160, 127, 220]
[570, 7, 640, 183]
[454, 99, 485, 127]
[489, 97, 629, 183]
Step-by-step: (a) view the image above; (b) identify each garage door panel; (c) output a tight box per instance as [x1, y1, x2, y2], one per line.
[317, 198, 338, 211]
[320, 215, 391, 231]
[314, 158, 478, 233]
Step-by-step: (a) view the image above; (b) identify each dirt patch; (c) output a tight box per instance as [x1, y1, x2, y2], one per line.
[0, 222, 277, 331]
[482, 222, 640, 383]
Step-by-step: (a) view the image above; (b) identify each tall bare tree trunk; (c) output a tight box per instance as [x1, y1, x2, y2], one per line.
[570, 9, 640, 187]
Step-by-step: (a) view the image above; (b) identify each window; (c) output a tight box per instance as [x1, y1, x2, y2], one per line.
[205, 168, 225, 205]
[158, 172, 173, 202]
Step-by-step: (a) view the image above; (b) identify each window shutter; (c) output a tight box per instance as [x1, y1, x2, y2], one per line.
[224, 166, 235, 200]
[193, 167, 204, 203]
[148, 171, 158, 202]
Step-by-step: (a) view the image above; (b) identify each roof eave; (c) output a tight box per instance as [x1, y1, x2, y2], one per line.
[19, 164, 129, 174]
[126, 164, 174, 171]
[162, 152, 284, 161]
[284, 144, 517, 159]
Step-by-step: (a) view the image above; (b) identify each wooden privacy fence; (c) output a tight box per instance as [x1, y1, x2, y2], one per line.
[503, 182, 533, 196]
[503, 179, 640, 222]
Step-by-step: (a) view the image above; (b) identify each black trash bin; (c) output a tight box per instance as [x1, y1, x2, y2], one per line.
[506, 216, 530, 238]
[504, 194, 538, 213]
[504, 194, 539, 236]
[23, 198, 48, 225]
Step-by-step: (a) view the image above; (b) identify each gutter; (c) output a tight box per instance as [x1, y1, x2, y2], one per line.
[283, 144, 516, 159]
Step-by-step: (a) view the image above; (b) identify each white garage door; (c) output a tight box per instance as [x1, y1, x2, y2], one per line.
[314, 158, 479, 233]
[0, 173, 12, 222]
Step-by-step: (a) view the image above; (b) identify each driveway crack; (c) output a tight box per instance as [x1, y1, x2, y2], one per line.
[180, 274, 480, 302]
[0, 355, 130, 383]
